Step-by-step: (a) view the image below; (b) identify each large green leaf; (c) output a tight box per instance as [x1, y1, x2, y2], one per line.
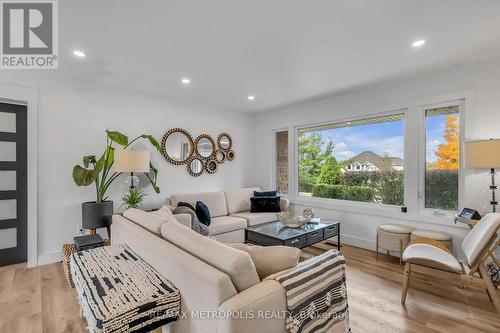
[96, 153, 105, 172]
[141, 135, 164, 154]
[106, 147, 115, 168]
[145, 162, 160, 193]
[83, 155, 96, 168]
[107, 130, 128, 146]
[72, 165, 98, 186]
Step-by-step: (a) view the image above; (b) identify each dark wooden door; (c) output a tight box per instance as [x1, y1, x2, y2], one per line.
[0, 102, 27, 266]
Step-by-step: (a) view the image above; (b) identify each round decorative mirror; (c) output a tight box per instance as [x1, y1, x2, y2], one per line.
[205, 159, 218, 174]
[217, 133, 232, 151]
[226, 150, 235, 161]
[195, 134, 215, 159]
[187, 158, 204, 177]
[215, 150, 226, 163]
[161, 128, 194, 165]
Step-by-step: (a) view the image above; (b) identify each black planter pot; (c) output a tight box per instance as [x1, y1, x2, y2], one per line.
[82, 201, 113, 230]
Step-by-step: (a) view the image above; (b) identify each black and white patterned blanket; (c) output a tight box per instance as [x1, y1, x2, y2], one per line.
[265, 250, 350, 333]
[70, 244, 180, 333]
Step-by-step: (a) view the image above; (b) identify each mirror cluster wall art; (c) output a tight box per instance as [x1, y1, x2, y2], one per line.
[161, 129, 235, 177]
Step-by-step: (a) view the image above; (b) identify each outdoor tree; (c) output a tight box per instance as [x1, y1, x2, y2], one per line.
[435, 115, 459, 170]
[298, 132, 334, 186]
[317, 157, 343, 185]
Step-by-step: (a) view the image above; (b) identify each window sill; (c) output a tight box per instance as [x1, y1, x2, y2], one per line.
[292, 197, 467, 229]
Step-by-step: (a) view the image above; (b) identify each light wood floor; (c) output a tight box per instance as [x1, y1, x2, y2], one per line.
[0, 244, 499, 333]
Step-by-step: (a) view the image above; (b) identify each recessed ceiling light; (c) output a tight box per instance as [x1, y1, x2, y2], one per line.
[181, 78, 190, 85]
[248, 95, 255, 101]
[73, 50, 86, 58]
[411, 39, 426, 48]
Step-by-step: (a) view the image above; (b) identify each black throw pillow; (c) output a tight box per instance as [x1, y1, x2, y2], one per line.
[250, 196, 281, 213]
[196, 201, 211, 226]
[254, 190, 278, 197]
[177, 201, 195, 212]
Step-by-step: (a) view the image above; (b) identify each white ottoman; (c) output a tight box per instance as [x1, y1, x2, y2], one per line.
[376, 224, 413, 266]
[410, 229, 453, 251]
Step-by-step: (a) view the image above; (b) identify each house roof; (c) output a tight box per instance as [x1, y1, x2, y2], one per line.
[349, 151, 403, 169]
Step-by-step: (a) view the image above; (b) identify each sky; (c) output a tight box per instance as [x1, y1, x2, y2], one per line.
[302, 113, 455, 163]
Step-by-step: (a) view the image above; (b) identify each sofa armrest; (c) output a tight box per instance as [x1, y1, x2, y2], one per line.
[280, 198, 290, 212]
[217, 280, 287, 333]
[174, 213, 192, 228]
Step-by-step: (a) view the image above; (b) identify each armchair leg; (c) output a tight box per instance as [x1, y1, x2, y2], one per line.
[478, 262, 500, 316]
[376, 234, 379, 261]
[401, 262, 411, 304]
[399, 239, 403, 266]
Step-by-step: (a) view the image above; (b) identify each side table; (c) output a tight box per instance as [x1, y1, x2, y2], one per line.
[61, 239, 110, 288]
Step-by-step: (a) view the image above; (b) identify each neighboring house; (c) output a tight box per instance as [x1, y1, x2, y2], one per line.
[344, 151, 403, 172]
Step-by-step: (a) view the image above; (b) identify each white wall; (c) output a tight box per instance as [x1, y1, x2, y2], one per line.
[255, 58, 500, 256]
[0, 72, 256, 264]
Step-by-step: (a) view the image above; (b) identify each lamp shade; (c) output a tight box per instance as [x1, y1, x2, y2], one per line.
[114, 150, 150, 172]
[465, 139, 500, 169]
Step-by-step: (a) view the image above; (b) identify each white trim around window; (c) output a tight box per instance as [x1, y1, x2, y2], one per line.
[285, 89, 476, 227]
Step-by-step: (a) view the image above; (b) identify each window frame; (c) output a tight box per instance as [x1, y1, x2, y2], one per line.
[418, 99, 465, 217]
[293, 108, 408, 211]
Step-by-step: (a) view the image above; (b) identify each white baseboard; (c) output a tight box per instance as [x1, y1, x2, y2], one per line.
[37, 251, 61, 266]
[339, 234, 375, 251]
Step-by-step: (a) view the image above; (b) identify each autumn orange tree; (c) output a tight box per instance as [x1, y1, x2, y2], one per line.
[435, 115, 459, 170]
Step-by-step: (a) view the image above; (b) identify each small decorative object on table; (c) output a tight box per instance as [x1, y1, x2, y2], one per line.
[71, 244, 180, 333]
[302, 207, 315, 222]
[277, 211, 307, 228]
[73, 234, 104, 251]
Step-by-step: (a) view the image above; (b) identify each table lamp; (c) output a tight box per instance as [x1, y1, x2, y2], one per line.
[114, 149, 150, 188]
[465, 139, 500, 213]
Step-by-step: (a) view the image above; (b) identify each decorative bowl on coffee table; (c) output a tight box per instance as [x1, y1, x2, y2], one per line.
[277, 212, 308, 228]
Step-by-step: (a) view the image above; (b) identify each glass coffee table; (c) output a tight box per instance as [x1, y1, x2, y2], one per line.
[245, 219, 340, 250]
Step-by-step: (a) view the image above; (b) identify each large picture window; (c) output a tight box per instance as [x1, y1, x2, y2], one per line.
[298, 114, 405, 206]
[424, 105, 460, 211]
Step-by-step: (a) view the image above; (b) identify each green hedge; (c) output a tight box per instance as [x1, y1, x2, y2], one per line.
[425, 170, 458, 211]
[312, 184, 376, 203]
[343, 171, 404, 205]
[298, 182, 314, 193]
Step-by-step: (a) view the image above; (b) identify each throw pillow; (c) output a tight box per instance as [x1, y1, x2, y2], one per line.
[229, 243, 301, 279]
[196, 201, 211, 226]
[254, 190, 278, 197]
[177, 201, 195, 212]
[250, 196, 281, 213]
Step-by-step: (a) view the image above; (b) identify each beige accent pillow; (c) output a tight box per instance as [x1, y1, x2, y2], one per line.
[229, 243, 301, 279]
[123, 208, 169, 236]
[160, 221, 260, 292]
[151, 205, 176, 220]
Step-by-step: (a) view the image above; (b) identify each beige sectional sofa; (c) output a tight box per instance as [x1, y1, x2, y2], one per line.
[111, 208, 295, 333]
[169, 187, 289, 243]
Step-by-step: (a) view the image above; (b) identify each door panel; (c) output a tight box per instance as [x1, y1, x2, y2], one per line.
[0, 103, 27, 266]
[0, 141, 16, 161]
[0, 170, 16, 190]
[0, 112, 16, 132]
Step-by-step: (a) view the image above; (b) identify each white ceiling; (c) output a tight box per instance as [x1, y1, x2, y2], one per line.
[59, 0, 500, 112]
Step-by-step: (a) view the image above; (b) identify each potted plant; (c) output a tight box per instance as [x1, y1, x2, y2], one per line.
[72, 130, 163, 233]
[121, 187, 147, 209]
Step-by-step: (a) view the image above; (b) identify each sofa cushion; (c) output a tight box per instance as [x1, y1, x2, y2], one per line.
[224, 187, 260, 214]
[123, 208, 169, 236]
[151, 205, 176, 220]
[250, 196, 281, 213]
[171, 191, 228, 217]
[229, 243, 301, 279]
[230, 211, 278, 226]
[196, 201, 211, 226]
[254, 190, 278, 197]
[209, 216, 247, 235]
[160, 221, 260, 292]
[177, 201, 195, 212]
